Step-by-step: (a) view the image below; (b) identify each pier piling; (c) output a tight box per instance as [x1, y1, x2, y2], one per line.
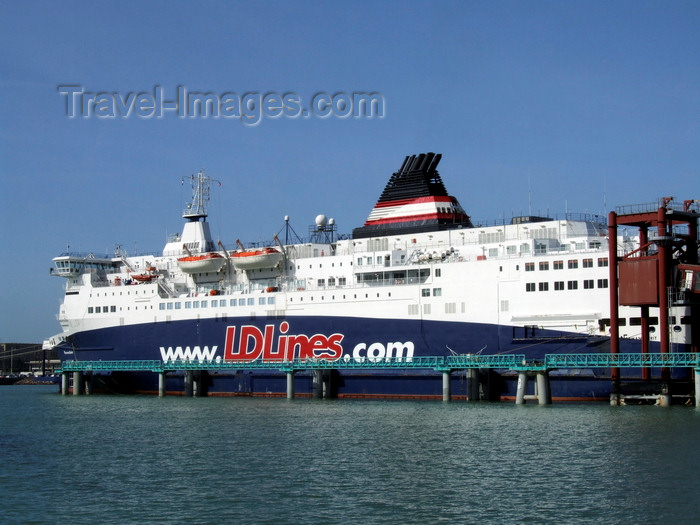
[466, 369, 480, 401]
[313, 370, 323, 399]
[515, 372, 528, 405]
[61, 372, 69, 395]
[536, 371, 551, 405]
[286, 371, 295, 399]
[158, 372, 166, 397]
[72, 371, 82, 396]
[442, 371, 451, 402]
[184, 371, 194, 397]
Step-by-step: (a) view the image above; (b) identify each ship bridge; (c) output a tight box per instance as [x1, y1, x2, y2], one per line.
[51, 253, 119, 277]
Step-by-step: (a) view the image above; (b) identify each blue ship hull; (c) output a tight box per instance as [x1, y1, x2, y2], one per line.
[58, 315, 692, 400]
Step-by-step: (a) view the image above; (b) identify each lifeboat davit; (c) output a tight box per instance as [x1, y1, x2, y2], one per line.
[231, 247, 282, 270]
[177, 252, 226, 274]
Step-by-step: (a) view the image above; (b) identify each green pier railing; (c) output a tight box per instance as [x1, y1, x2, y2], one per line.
[57, 352, 700, 374]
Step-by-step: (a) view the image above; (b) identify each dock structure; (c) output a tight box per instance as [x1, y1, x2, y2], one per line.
[58, 352, 700, 406]
[608, 199, 700, 391]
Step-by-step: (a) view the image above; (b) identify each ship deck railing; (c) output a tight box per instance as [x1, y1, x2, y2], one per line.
[57, 353, 700, 374]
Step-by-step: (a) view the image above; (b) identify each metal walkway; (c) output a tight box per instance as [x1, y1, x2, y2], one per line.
[58, 352, 700, 374]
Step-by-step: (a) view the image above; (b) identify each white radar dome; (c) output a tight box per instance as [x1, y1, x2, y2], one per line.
[315, 214, 328, 229]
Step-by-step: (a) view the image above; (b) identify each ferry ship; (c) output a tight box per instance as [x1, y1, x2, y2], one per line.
[46, 153, 699, 399]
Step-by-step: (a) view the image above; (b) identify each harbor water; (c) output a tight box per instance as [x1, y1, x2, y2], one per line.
[2, 385, 699, 524]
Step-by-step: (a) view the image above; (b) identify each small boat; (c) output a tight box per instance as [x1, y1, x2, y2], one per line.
[231, 247, 282, 270]
[177, 252, 226, 274]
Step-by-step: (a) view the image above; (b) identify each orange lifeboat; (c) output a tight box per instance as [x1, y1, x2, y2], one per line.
[231, 247, 282, 270]
[177, 252, 226, 274]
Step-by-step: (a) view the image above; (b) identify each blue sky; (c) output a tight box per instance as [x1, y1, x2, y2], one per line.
[1, 1, 698, 343]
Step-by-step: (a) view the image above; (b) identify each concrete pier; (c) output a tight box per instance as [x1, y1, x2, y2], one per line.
[286, 371, 295, 399]
[536, 371, 551, 405]
[192, 372, 204, 397]
[184, 371, 194, 397]
[515, 372, 551, 405]
[323, 371, 330, 399]
[61, 372, 69, 395]
[84, 374, 92, 395]
[313, 370, 323, 399]
[515, 372, 528, 405]
[442, 371, 451, 402]
[72, 371, 82, 396]
[467, 369, 480, 401]
[158, 372, 166, 397]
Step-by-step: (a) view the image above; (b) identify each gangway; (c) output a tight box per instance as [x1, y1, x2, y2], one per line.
[57, 352, 700, 406]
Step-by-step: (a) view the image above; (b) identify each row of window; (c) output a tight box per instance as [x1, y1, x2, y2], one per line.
[525, 257, 608, 272]
[87, 296, 278, 314]
[88, 305, 117, 313]
[526, 279, 609, 292]
[158, 297, 276, 310]
[315, 277, 348, 287]
[408, 302, 464, 316]
[289, 291, 393, 302]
